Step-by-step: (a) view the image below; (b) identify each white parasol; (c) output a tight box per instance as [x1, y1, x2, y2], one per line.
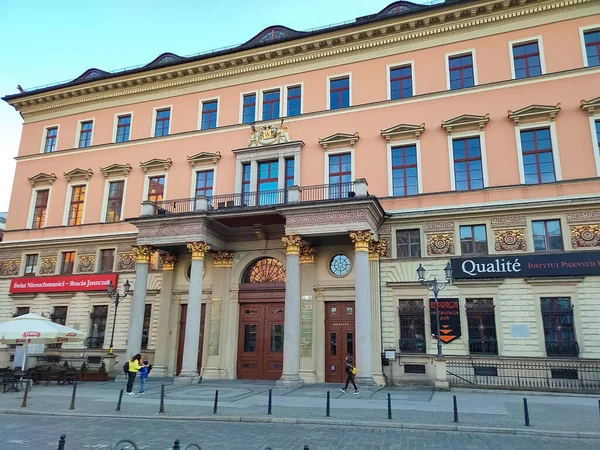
[0, 313, 86, 344]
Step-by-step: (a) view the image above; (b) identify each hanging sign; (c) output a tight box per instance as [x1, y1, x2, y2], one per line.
[430, 298, 461, 344]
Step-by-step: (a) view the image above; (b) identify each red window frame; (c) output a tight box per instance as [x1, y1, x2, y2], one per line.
[389, 66, 412, 99]
[242, 94, 256, 124]
[99, 249, 115, 273]
[116, 115, 131, 142]
[329, 77, 350, 109]
[60, 252, 76, 275]
[195, 170, 214, 198]
[105, 181, 124, 223]
[24, 254, 38, 275]
[32, 189, 49, 229]
[453, 138, 484, 190]
[285, 158, 295, 188]
[532, 219, 563, 252]
[44, 127, 58, 153]
[448, 54, 474, 89]
[257, 161, 278, 192]
[79, 121, 93, 148]
[154, 109, 171, 137]
[201, 101, 218, 130]
[391, 145, 418, 196]
[286, 86, 302, 116]
[262, 90, 280, 121]
[147, 176, 165, 203]
[68, 186, 86, 226]
[241, 163, 251, 197]
[521, 128, 555, 184]
[459, 225, 488, 255]
[512, 42, 541, 78]
[328, 154, 351, 184]
[584, 30, 600, 66]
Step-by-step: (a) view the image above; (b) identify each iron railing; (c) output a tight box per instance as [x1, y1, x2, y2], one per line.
[85, 337, 105, 349]
[399, 338, 426, 354]
[300, 181, 356, 202]
[447, 358, 600, 393]
[468, 339, 499, 355]
[36, 356, 103, 369]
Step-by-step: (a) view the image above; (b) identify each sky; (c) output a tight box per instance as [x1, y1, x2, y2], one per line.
[0, 0, 432, 213]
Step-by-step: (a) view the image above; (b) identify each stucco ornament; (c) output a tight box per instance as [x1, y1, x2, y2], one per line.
[118, 253, 136, 271]
[0, 260, 20, 277]
[248, 121, 291, 147]
[213, 251, 235, 268]
[39, 258, 56, 275]
[369, 239, 390, 260]
[426, 234, 454, 255]
[299, 245, 318, 264]
[282, 235, 302, 255]
[187, 242, 211, 261]
[350, 230, 374, 252]
[494, 230, 526, 252]
[570, 225, 600, 248]
[132, 245, 153, 263]
[77, 256, 95, 273]
[160, 253, 177, 270]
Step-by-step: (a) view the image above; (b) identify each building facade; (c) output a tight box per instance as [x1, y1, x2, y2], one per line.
[1, 0, 600, 387]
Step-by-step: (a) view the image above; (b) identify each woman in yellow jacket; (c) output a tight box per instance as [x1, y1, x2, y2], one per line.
[126, 354, 142, 395]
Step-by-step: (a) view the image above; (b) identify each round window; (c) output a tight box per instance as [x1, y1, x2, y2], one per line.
[185, 263, 206, 281]
[330, 254, 351, 277]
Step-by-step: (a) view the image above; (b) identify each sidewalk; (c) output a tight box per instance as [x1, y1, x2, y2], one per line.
[1, 379, 598, 438]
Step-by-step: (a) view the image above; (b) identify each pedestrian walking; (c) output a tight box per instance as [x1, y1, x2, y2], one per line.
[137, 360, 151, 395]
[125, 353, 142, 395]
[339, 355, 359, 394]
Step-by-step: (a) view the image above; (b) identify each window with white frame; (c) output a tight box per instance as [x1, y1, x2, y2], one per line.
[24, 254, 38, 276]
[389, 65, 413, 100]
[583, 29, 600, 67]
[201, 100, 218, 130]
[78, 121, 93, 148]
[31, 189, 49, 229]
[115, 115, 131, 142]
[532, 219, 563, 252]
[520, 128, 556, 185]
[328, 153, 352, 199]
[195, 170, 214, 199]
[43, 127, 58, 153]
[328, 76, 350, 110]
[262, 90, 281, 121]
[242, 93, 257, 124]
[390, 145, 418, 196]
[511, 40, 543, 79]
[452, 136, 484, 191]
[105, 180, 125, 222]
[286, 86, 302, 117]
[154, 109, 171, 137]
[147, 176, 165, 202]
[67, 185, 86, 226]
[447, 52, 475, 90]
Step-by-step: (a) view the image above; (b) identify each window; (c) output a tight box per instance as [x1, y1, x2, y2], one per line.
[596, 120, 600, 154]
[242, 94, 256, 124]
[44, 127, 58, 153]
[116, 115, 131, 143]
[460, 225, 488, 255]
[584, 30, 600, 67]
[285, 158, 295, 189]
[201, 101, 218, 130]
[60, 251, 76, 275]
[99, 249, 115, 273]
[541, 297, 578, 357]
[391, 145, 418, 196]
[532, 219, 563, 252]
[389, 65, 413, 100]
[32, 190, 49, 229]
[262, 90, 280, 121]
[286, 86, 301, 116]
[48, 306, 68, 348]
[147, 176, 165, 203]
[396, 229, 421, 258]
[466, 299, 497, 354]
[453, 137, 484, 191]
[520, 128, 555, 184]
[154, 109, 171, 137]
[330, 254, 351, 277]
[88, 305, 108, 349]
[105, 181, 124, 223]
[329, 77, 350, 110]
[141, 304, 152, 349]
[398, 300, 426, 353]
[258, 160, 279, 205]
[448, 53, 475, 89]
[15, 307, 30, 317]
[328, 153, 352, 199]
[241, 163, 251, 204]
[68, 185, 86, 226]
[24, 254, 38, 276]
[512, 41, 542, 79]
[78, 121, 93, 148]
[195, 170, 214, 198]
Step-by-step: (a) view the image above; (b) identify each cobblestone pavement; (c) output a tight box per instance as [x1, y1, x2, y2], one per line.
[0, 415, 598, 450]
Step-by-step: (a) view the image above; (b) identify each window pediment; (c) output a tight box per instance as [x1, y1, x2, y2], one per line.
[318, 132, 359, 149]
[140, 158, 172, 173]
[187, 151, 221, 168]
[28, 172, 57, 187]
[380, 123, 425, 141]
[100, 163, 132, 178]
[507, 103, 561, 125]
[441, 114, 489, 134]
[64, 168, 93, 182]
[581, 96, 600, 116]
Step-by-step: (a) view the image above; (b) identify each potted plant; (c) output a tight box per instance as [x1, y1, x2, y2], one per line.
[80, 361, 96, 381]
[97, 361, 108, 381]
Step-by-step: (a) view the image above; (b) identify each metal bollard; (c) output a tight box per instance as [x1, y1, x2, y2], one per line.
[267, 389, 272, 415]
[326, 391, 330, 418]
[116, 389, 124, 412]
[523, 397, 530, 427]
[213, 390, 219, 414]
[57, 434, 66, 450]
[172, 439, 181, 450]
[453, 395, 458, 423]
[159, 384, 165, 414]
[69, 381, 77, 410]
[598, 399, 599, 416]
[304, 446, 310, 450]
[21, 380, 30, 408]
[387, 393, 392, 420]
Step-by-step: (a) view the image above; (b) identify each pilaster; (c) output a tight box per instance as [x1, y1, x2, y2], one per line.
[299, 245, 317, 383]
[368, 240, 389, 386]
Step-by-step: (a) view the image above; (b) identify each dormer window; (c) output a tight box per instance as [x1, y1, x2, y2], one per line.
[260, 28, 288, 42]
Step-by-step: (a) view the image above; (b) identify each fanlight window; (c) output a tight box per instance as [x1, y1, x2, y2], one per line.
[243, 258, 286, 283]
[260, 29, 288, 42]
[385, 5, 411, 15]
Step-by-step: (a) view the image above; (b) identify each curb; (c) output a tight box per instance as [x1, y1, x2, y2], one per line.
[2, 409, 599, 439]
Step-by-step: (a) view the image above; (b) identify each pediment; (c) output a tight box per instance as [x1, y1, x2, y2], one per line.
[318, 132, 359, 149]
[380, 123, 425, 141]
[64, 168, 93, 182]
[28, 172, 57, 188]
[140, 158, 172, 173]
[441, 114, 489, 134]
[100, 163, 132, 178]
[507, 103, 561, 125]
[581, 96, 600, 115]
[187, 151, 221, 168]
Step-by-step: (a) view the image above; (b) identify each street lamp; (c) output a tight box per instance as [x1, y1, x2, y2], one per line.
[416, 262, 453, 358]
[107, 279, 131, 354]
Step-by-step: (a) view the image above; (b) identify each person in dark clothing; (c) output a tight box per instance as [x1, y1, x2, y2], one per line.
[126, 353, 142, 395]
[340, 355, 359, 394]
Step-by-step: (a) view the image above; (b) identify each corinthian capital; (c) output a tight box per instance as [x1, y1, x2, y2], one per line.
[132, 245, 153, 263]
[282, 235, 302, 255]
[349, 230, 374, 252]
[160, 254, 177, 270]
[368, 239, 389, 261]
[187, 242, 211, 261]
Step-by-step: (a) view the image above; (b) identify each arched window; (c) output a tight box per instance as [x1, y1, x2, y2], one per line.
[243, 257, 286, 283]
[385, 4, 411, 15]
[260, 28, 288, 43]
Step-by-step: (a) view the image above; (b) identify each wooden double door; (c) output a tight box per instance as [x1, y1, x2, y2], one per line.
[325, 301, 356, 383]
[237, 302, 285, 380]
[176, 303, 206, 376]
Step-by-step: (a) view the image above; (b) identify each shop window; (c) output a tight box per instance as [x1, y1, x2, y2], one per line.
[453, 137, 483, 190]
[201, 100, 218, 130]
[286, 85, 301, 116]
[512, 41, 542, 79]
[398, 300, 426, 353]
[88, 305, 108, 349]
[15, 307, 30, 317]
[60, 251, 76, 275]
[141, 304, 152, 349]
[105, 180, 124, 223]
[68, 185, 86, 226]
[24, 254, 38, 276]
[32, 189, 49, 229]
[532, 219, 563, 252]
[242, 93, 256, 124]
[448, 53, 475, 89]
[466, 298, 497, 354]
[48, 306, 68, 348]
[78, 121, 93, 148]
[520, 128, 555, 185]
[116, 115, 131, 143]
[262, 90, 280, 121]
[460, 225, 488, 255]
[389, 65, 413, 100]
[44, 127, 58, 153]
[541, 297, 578, 357]
[99, 249, 115, 273]
[396, 229, 421, 259]
[391, 145, 418, 196]
[154, 108, 171, 137]
[329, 77, 350, 110]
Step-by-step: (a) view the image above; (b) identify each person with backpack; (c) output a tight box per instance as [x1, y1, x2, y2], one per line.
[124, 354, 142, 395]
[137, 360, 152, 395]
[339, 355, 359, 394]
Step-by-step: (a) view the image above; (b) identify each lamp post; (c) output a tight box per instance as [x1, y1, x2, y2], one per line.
[107, 279, 131, 355]
[416, 262, 453, 358]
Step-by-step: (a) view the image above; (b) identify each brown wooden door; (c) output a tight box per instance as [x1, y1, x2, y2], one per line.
[237, 303, 285, 380]
[176, 303, 206, 376]
[325, 301, 355, 383]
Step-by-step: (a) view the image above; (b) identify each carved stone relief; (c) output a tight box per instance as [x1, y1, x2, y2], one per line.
[77, 255, 96, 273]
[426, 234, 454, 255]
[118, 252, 136, 271]
[570, 225, 600, 248]
[491, 216, 526, 227]
[39, 258, 56, 275]
[0, 260, 20, 277]
[494, 229, 527, 252]
[423, 221, 454, 232]
[566, 211, 600, 223]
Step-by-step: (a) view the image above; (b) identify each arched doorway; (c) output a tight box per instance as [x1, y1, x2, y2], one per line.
[237, 257, 286, 380]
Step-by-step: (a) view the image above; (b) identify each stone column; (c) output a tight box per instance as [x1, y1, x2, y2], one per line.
[277, 235, 304, 387]
[369, 240, 389, 386]
[350, 231, 375, 387]
[176, 241, 210, 384]
[151, 254, 177, 377]
[299, 245, 318, 383]
[126, 245, 152, 359]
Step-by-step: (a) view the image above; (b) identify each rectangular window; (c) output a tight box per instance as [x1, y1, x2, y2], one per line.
[99, 249, 115, 273]
[258, 160, 279, 205]
[116, 115, 131, 143]
[460, 225, 488, 255]
[241, 163, 251, 205]
[532, 219, 563, 252]
[286, 86, 302, 116]
[44, 127, 58, 153]
[328, 153, 352, 199]
[105, 181, 124, 223]
[24, 254, 38, 275]
[396, 229, 421, 259]
[541, 297, 578, 357]
[242, 94, 256, 124]
[453, 137, 484, 191]
[390, 65, 413, 100]
[391, 145, 418, 196]
[68, 185, 86, 226]
[88, 305, 108, 349]
[141, 304, 152, 349]
[285, 158, 295, 189]
[466, 298, 497, 354]
[78, 121, 93, 148]
[201, 101, 218, 130]
[448, 54, 475, 89]
[15, 307, 30, 317]
[32, 189, 49, 229]
[262, 90, 280, 121]
[596, 120, 600, 155]
[195, 170, 214, 198]
[48, 305, 68, 349]
[512, 41, 542, 79]
[398, 300, 426, 353]
[60, 251, 76, 275]
[147, 176, 165, 203]
[584, 30, 600, 67]
[154, 109, 171, 137]
[521, 128, 555, 184]
[329, 77, 350, 110]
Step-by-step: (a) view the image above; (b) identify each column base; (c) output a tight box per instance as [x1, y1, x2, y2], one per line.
[355, 375, 376, 388]
[298, 370, 318, 384]
[174, 371, 202, 385]
[276, 373, 305, 388]
[149, 365, 170, 378]
[202, 367, 228, 380]
[372, 372, 386, 387]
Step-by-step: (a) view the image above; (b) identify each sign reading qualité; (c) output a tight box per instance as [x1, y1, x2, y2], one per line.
[430, 298, 461, 344]
[9, 273, 119, 294]
[451, 250, 600, 279]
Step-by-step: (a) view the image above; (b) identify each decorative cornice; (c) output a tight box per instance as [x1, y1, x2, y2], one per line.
[100, 163, 132, 178]
[28, 172, 57, 187]
[441, 114, 489, 134]
[318, 132, 359, 149]
[187, 151, 221, 167]
[140, 158, 173, 173]
[507, 103, 561, 125]
[380, 123, 425, 141]
[282, 235, 302, 256]
[64, 168, 93, 182]
[581, 96, 600, 116]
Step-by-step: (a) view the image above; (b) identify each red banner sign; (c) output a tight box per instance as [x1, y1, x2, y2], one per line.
[9, 273, 119, 294]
